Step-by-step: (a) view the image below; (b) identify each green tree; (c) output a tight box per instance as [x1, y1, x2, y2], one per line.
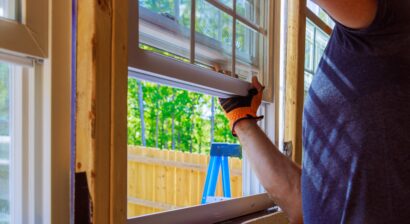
[127, 78, 238, 154]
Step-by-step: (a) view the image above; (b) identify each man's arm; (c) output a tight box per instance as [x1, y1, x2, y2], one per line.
[235, 120, 303, 224]
[313, 0, 378, 29]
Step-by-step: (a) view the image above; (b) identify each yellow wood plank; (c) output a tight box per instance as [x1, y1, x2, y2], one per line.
[110, 0, 128, 222]
[191, 153, 201, 204]
[175, 151, 188, 206]
[154, 149, 167, 205]
[185, 152, 194, 205]
[284, 0, 307, 165]
[166, 150, 176, 206]
[199, 154, 208, 202]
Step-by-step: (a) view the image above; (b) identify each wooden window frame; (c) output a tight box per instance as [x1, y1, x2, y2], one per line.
[283, 0, 333, 165]
[75, 0, 283, 222]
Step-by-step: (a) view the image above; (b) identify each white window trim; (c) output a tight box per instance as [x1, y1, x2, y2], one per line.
[128, 0, 274, 99]
[5, 62, 49, 224]
[0, 0, 48, 59]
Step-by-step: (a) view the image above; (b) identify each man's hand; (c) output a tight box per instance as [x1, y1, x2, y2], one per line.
[218, 76, 264, 136]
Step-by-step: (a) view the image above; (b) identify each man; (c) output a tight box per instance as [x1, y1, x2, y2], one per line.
[219, 0, 410, 223]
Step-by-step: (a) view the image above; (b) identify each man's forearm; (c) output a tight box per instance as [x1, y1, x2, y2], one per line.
[235, 120, 303, 223]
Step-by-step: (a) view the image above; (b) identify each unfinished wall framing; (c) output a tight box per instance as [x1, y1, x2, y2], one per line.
[284, 0, 307, 165]
[75, 0, 128, 223]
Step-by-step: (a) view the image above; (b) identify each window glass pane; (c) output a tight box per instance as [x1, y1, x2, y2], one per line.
[216, 0, 233, 8]
[306, 0, 335, 28]
[236, 0, 264, 26]
[235, 21, 264, 82]
[304, 21, 314, 72]
[304, 20, 330, 96]
[139, 0, 192, 61]
[195, 0, 233, 75]
[127, 78, 242, 218]
[0, 62, 10, 224]
[0, 0, 19, 20]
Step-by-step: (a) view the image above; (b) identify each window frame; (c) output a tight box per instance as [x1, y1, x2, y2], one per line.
[0, 0, 72, 223]
[0, 0, 49, 222]
[126, 0, 282, 222]
[128, 0, 274, 101]
[0, 0, 48, 59]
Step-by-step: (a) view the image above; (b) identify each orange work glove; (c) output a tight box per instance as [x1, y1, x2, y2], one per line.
[218, 76, 264, 136]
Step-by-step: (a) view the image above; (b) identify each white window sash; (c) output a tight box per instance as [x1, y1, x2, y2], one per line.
[7, 62, 47, 224]
[9, 65, 24, 224]
[128, 0, 273, 98]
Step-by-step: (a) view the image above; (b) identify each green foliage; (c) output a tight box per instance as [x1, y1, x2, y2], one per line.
[127, 78, 238, 154]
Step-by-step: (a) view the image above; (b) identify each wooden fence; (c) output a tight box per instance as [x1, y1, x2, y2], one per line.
[127, 146, 243, 217]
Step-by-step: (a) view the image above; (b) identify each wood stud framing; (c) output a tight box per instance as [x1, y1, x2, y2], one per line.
[76, 0, 128, 223]
[74, 0, 313, 222]
[284, 0, 307, 165]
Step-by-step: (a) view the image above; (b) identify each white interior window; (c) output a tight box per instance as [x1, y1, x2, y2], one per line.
[127, 0, 277, 222]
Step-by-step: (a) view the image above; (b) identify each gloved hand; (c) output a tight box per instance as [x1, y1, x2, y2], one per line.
[219, 76, 264, 136]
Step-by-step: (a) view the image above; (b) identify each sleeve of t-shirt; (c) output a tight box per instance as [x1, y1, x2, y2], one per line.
[333, 0, 410, 54]
[335, 0, 410, 35]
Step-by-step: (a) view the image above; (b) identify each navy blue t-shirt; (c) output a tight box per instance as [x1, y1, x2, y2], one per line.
[302, 0, 410, 223]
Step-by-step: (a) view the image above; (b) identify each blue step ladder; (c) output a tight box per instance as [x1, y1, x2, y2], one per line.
[201, 143, 241, 204]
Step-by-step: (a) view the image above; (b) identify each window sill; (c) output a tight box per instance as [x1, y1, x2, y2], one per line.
[127, 193, 275, 224]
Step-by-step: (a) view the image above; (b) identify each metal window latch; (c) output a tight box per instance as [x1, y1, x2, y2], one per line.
[283, 141, 293, 159]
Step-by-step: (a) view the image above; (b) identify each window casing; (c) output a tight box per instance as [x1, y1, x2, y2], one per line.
[127, 0, 279, 222]
[0, 0, 49, 223]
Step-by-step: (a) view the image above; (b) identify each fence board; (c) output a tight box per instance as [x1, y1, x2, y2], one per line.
[127, 146, 243, 217]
